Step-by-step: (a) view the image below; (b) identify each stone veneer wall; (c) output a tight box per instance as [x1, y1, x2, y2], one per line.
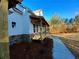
[9, 34, 33, 45]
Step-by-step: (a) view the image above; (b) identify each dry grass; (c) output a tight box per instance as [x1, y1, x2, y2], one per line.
[52, 33, 79, 41]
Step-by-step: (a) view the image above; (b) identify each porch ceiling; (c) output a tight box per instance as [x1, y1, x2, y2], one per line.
[30, 15, 49, 27]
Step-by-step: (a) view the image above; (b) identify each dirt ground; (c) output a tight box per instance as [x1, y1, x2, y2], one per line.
[52, 33, 79, 41]
[10, 38, 53, 59]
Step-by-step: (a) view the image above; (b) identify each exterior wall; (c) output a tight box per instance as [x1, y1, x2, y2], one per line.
[38, 26, 41, 32]
[42, 27, 45, 32]
[8, 5, 33, 36]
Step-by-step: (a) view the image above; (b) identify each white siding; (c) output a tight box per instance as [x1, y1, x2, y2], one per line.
[8, 7, 33, 36]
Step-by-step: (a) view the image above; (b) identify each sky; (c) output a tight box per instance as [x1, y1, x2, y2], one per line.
[22, 0, 79, 21]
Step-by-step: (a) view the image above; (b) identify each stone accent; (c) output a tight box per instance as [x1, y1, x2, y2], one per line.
[9, 34, 33, 45]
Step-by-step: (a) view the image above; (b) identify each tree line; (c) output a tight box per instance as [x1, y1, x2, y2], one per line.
[49, 15, 79, 33]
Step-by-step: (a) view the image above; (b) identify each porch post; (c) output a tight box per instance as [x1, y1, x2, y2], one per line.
[45, 26, 46, 35]
[0, 0, 10, 59]
[40, 19, 43, 40]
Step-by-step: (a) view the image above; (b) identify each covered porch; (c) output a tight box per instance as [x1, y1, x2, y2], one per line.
[30, 15, 49, 40]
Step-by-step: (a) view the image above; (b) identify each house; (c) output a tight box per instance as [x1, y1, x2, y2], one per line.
[8, 4, 49, 44]
[30, 15, 49, 40]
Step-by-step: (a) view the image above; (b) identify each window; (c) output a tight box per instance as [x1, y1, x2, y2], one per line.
[12, 22, 16, 28]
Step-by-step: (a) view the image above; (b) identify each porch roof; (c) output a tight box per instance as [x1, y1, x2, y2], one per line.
[30, 15, 49, 27]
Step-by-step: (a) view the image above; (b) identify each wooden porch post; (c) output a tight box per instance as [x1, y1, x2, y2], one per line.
[40, 18, 43, 40]
[0, 0, 10, 59]
[45, 26, 46, 35]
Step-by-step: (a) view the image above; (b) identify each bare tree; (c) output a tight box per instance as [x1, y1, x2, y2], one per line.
[50, 15, 62, 33]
